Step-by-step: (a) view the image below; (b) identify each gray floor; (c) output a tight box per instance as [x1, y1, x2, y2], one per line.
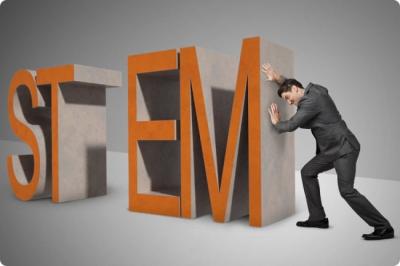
[0, 140, 399, 266]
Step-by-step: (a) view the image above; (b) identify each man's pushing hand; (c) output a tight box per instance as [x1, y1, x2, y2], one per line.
[268, 103, 280, 125]
[262, 63, 280, 81]
[261, 63, 285, 85]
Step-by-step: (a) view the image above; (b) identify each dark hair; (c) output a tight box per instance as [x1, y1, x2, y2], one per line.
[278, 79, 303, 97]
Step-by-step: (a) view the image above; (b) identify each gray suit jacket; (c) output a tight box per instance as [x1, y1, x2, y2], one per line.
[274, 82, 360, 158]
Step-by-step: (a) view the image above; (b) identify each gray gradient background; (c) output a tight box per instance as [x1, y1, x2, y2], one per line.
[1, 0, 399, 180]
[1, 1, 400, 266]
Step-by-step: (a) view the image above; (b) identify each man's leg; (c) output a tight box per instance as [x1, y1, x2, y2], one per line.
[301, 154, 334, 221]
[334, 150, 393, 230]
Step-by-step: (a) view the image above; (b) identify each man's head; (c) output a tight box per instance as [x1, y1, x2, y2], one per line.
[278, 79, 305, 106]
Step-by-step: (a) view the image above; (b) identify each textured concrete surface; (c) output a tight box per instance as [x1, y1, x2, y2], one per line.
[260, 39, 295, 225]
[50, 65, 121, 202]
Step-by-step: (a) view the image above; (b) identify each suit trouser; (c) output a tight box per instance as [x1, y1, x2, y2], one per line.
[300, 149, 392, 229]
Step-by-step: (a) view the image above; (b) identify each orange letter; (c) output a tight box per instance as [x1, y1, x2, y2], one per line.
[7, 70, 50, 200]
[180, 37, 262, 225]
[128, 50, 180, 216]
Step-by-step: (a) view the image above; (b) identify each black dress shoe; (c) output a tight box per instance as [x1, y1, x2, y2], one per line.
[296, 218, 329, 228]
[362, 227, 394, 240]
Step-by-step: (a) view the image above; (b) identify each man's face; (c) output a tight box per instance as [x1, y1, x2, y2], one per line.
[281, 85, 303, 106]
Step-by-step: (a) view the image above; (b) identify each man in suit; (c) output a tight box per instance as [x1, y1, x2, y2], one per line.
[262, 63, 394, 240]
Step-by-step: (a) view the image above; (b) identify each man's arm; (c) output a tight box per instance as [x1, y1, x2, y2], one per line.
[269, 97, 320, 133]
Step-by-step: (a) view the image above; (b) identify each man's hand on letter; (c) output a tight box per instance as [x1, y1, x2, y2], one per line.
[261, 63, 285, 85]
[268, 103, 280, 125]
